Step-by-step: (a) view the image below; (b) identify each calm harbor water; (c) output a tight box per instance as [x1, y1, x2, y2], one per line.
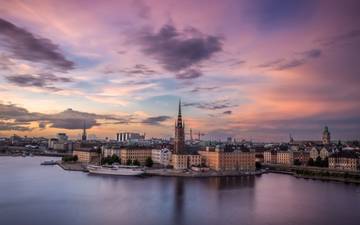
[1, 157, 360, 225]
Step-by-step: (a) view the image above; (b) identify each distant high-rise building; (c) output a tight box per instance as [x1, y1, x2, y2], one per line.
[322, 126, 331, 145]
[116, 132, 145, 142]
[174, 99, 185, 154]
[82, 121, 87, 141]
[57, 133, 68, 142]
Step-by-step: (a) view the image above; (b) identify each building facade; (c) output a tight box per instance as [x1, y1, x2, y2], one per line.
[73, 148, 100, 164]
[293, 151, 310, 165]
[120, 147, 152, 165]
[328, 151, 359, 171]
[264, 150, 277, 164]
[101, 146, 121, 158]
[171, 154, 202, 170]
[199, 148, 256, 171]
[310, 147, 320, 160]
[152, 148, 172, 166]
[116, 132, 145, 142]
[276, 151, 293, 166]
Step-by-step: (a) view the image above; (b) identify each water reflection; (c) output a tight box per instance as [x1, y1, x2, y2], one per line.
[173, 178, 184, 225]
[207, 176, 256, 190]
[0, 157, 360, 225]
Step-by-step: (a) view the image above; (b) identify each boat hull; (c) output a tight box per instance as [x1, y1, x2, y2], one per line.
[88, 166, 144, 176]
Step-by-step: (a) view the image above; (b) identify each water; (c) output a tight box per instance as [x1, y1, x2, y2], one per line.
[1, 157, 360, 225]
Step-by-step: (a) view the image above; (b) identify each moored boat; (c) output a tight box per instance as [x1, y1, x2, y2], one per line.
[41, 160, 57, 165]
[87, 165, 144, 176]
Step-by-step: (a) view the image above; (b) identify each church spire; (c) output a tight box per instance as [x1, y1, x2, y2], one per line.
[177, 99, 183, 128]
[82, 120, 87, 141]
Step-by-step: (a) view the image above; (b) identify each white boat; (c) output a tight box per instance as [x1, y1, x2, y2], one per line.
[87, 165, 144, 176]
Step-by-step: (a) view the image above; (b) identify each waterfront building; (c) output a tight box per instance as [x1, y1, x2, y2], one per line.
[310, 147, 320, 160]
[172, 154, 202, 170]
[276, 151, 293, 166]
[264, 150, 277, 164]
[199, 146, 256, 171]
[73, 148, 100, 164]
[322, 126, 331, 145]
[292, 151, 310, 165]
[328, 151, 359, 171]
[152, 148, 172, 166]
[48, 138, 58, 149]
[57, 133, 68, 142]
[120, 147, 152, 165]
[116, 132, 145, 142]
[319, 147, 330, 160]
[102, 146, 121, 158]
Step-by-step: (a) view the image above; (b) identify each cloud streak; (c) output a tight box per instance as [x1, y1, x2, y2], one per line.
[0, 18, 74, 72]
[5, 73, 72, 91]
[136, 24, 222, 72]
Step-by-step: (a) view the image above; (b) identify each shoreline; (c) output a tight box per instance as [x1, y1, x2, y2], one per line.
[57, 161, 263, 177]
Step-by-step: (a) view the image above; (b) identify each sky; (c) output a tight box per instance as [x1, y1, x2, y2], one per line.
[0, 0, 359, 141]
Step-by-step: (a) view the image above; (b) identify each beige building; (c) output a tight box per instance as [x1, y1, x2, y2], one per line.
[101, 146, 121, 158]
[120, 147, 152, 165]
[276, 151, 293, 166]
[171, 154, 202, 170]
[309, 147, 320, 160]
[319, 147, 330, 160]
[310, 147, 330, 160]
[264, 150, 277, 164]
[73, 148, 100, 164]
[199, 149, 255, 171]
[329, 151, 359, 171]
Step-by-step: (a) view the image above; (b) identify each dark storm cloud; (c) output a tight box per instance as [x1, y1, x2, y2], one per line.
[183, 100, 236, 111]
[257, 49, 322, 70]
[142, 116, 171, 125]
[0, 121, 32, 131]
[0, 104, 171, 131]
[119, 64, 157, 76]
[190, 86, 218, 93]
[0, 18, 74, 71]
[317, 29, 360, 47]
[300, 49, 322, 58]
[175, 69, 202, 80]
[136, 24, 223, 72]
[5, 73, 72, 91]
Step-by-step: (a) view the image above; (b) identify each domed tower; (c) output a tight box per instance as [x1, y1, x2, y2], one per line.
[174, 99, 185, 154]
[322, 126, 331, 145]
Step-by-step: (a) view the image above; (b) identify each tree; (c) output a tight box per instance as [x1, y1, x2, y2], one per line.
[293, 159, 301, 166]
[307, 158, 314, 166]
[126, 159, 132, 165]
[255, 161, 262, 170]
[133, 159, 140, 166]
[315, 156, 322, 167]
[62, 155, 78, 162]
[321, 157, 328, 167]
[111, 154, 120, 164]
[145, 157, 153, 167]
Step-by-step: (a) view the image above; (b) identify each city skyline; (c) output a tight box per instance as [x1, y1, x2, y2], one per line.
[1, 0, 360, 141]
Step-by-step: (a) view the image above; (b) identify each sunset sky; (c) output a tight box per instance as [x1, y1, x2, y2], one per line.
[0, 0, 359, 141]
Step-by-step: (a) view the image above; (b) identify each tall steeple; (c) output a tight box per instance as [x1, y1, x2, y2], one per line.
[81, 120, 87, 141]
[177, 99, 183, 128]
[174, 99, 185, 154]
